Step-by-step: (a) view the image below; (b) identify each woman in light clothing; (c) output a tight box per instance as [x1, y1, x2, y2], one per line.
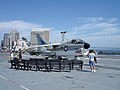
[87, 50, 96, 72]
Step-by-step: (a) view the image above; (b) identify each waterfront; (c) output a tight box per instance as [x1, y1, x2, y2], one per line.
[0, 52, 120, 90]
[90, 47, 120, 54]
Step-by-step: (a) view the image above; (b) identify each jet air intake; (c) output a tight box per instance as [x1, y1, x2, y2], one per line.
[84, 43, 90, 49]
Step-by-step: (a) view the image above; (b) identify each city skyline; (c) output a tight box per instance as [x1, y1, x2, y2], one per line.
[0, 0, 120, 47]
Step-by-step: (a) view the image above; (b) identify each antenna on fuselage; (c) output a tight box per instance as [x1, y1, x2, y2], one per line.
[61, 31, 66, 42]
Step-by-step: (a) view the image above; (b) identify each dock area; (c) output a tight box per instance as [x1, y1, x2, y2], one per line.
[0, 53, 120, 90]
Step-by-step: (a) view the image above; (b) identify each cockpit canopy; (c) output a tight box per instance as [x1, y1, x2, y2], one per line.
[71, 39, 86, 44]
[71, 39, 90, 49]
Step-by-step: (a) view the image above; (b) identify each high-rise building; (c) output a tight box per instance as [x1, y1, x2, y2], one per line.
[3, 33, 10, 49]
[10, 30, 20, 49]
[1, 40, 4, 47]
[31, 28, 49, 45]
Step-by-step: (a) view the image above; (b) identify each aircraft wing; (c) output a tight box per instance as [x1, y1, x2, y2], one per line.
[27, 43, 61, 49]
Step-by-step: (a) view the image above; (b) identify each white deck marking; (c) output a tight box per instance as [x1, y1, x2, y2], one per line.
[20, 85, 30, 90]
[0, 74, 30, 90]
[0, 75, 8, 80]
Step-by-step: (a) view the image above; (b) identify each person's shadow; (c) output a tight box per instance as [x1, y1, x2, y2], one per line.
[76, 68, 91, 72]
[79, 69, 91, 72]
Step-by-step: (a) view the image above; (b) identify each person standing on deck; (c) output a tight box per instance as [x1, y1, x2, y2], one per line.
[87, 50, 96, 72]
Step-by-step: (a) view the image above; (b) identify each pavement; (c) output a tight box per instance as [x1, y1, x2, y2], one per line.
[0, 53, 120, 90]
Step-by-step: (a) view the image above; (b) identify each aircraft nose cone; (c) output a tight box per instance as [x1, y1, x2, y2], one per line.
[84, 43, 90, 49]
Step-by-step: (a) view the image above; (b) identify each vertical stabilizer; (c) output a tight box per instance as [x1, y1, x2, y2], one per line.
[36, 34, 46, 45]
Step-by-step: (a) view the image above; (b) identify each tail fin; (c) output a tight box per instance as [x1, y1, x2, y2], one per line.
[36, 34, 46, 45]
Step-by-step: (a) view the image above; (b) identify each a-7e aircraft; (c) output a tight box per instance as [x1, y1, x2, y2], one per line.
[27, 34, 90, 58]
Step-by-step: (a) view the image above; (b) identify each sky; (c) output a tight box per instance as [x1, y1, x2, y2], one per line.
[0, 0, 120, 47]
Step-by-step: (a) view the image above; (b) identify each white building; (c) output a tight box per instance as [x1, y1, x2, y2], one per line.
[10, 30, 20, 49]
[15, 39, 29, 51]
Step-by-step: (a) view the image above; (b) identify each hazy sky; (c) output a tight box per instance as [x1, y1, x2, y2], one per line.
[0, 0, 120, 47]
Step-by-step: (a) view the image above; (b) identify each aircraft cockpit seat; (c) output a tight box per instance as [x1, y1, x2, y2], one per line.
[71, 39, 77, 44]
[71, 39, 85, 44]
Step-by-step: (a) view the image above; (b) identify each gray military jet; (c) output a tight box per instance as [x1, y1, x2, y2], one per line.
[28, 34, 90, 58]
